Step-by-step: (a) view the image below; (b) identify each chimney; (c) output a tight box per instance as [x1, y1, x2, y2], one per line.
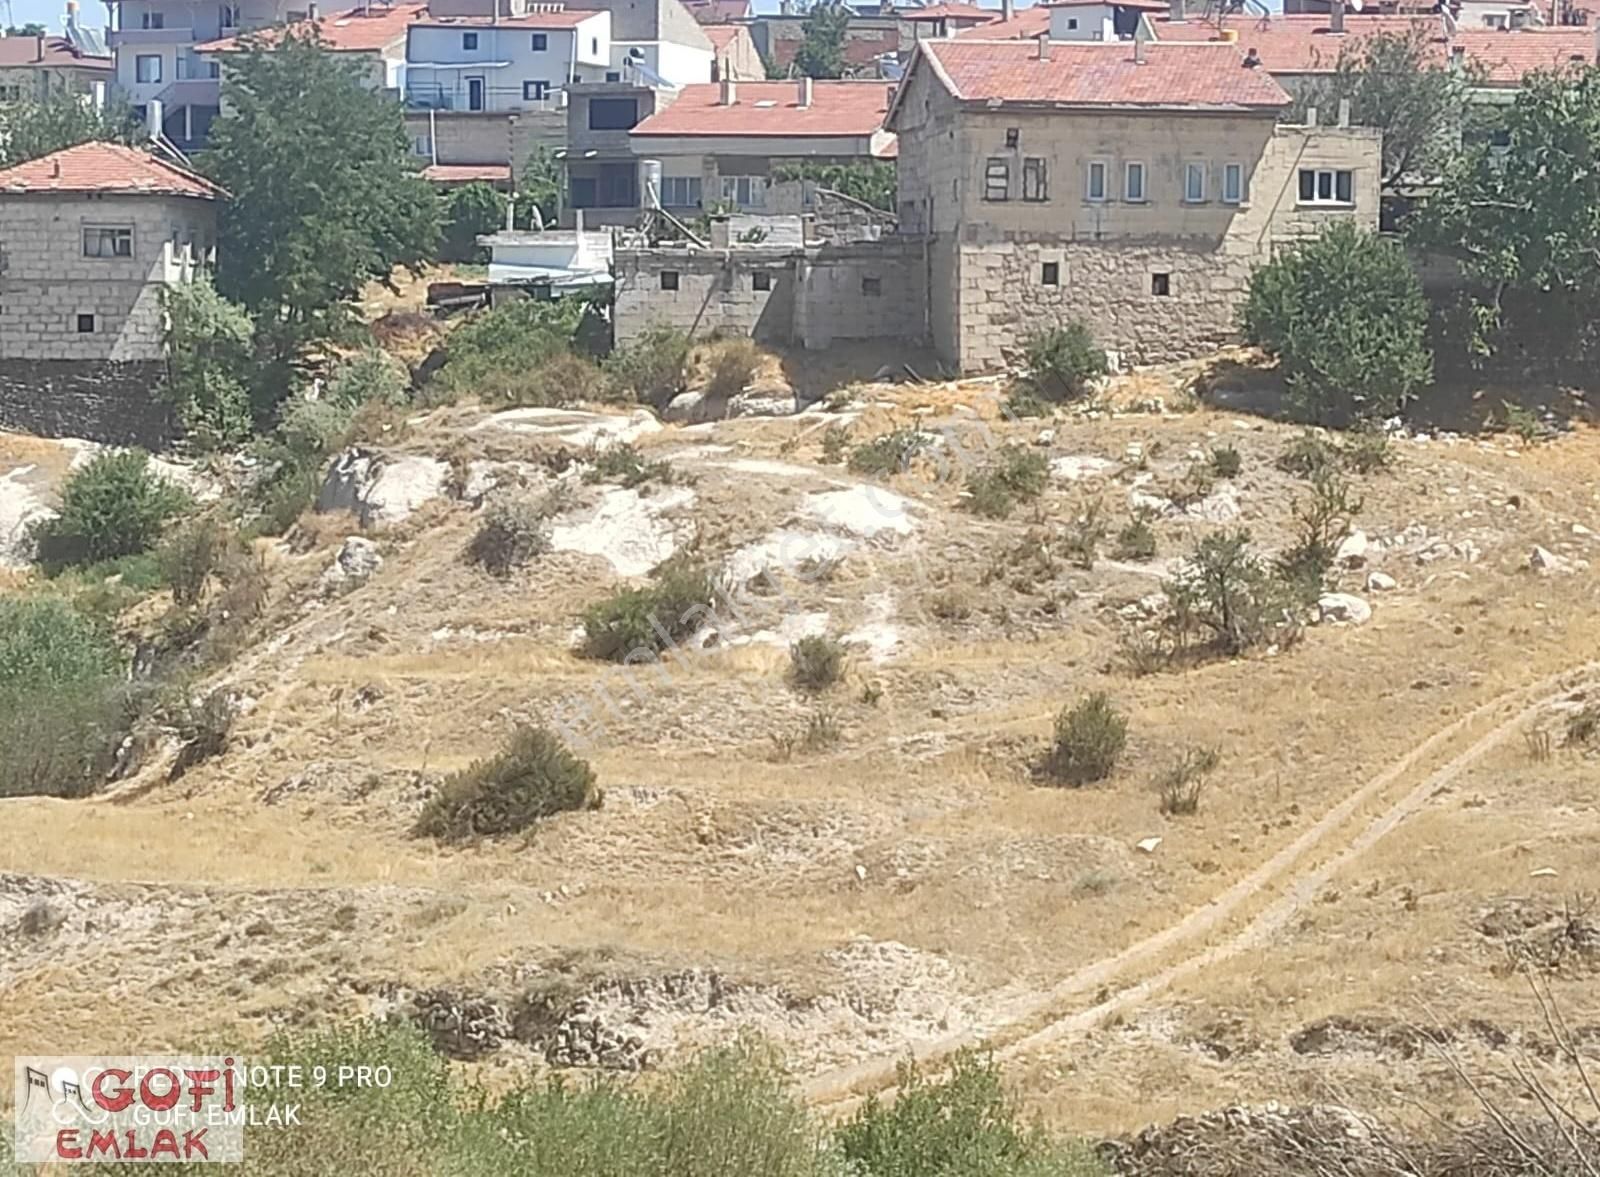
[307, 0, 318, 18]
[1169, 0, 1185, 21]
[1133, 30, 1147, 62]
[1036, 32, 1050, 60]
[35, 34, 44, 62]
[52, 160, 61, 177]
[1002, 0, 1013, 21]
[720, 77, 737, 104]
[797, 75, 813, 106]
[1329, 1, 1344, 32]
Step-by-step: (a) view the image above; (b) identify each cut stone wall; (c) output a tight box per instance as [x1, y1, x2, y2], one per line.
[0, 360, 175, 448]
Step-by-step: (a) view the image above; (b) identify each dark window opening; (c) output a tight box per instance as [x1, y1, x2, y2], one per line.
[1151, 272, 1171, 297]
[1004, 127, 1018, 149]
[531, 32, 548, 50]
[660, 270, 680, 291]
[76, 313, 96, 333]
[752, 271, 772, 292]
[588, 96, 640, 130]
[462, 32, 478, 50]
[1042, 262, 1059, 286]
[861, 276, 882, 296]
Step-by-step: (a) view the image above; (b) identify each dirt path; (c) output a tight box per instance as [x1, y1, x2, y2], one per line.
[802, 659, 1599, 1110]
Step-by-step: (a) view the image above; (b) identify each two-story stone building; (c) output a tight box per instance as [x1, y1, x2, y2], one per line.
[0, 141, 221, 444]
[887, 36, 1381, 369]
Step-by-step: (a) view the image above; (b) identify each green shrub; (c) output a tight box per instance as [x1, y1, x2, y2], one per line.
[440, 181, 507, 263]
[821, 424, 850, 464]
[482, 350, 614, 409]
[1003, 389, 1053, 419]
[277, 396, 355, 457]
[1342, 428, 1393, 473]
[0, 596, 125, 798]
[581, 556, 717, 661]
[1275, 430, 1340, 478]
[328, 348, 411, 408]
[605, 325, 691, 409]
[1242, 221, 1432, 424]
[583, 443, 677, 489]
[1166, 529, 1299, 657]
[704, 337, 762, 400]
[158, 514, 232, 607]
[1275, 468, 1363, 605]
[848, 428, 929, 476]
[160, 276, 257, 449]
[435, 299, 586, 394]
[413, 725, 599, 841]
[1042, 692, 1128, 786]
[1063, 499, 1106, 570]
[964, 444, 1049, 519]
[468, 492, 554, 576]
[1114, 514, 1158, 561]
[1156, 745, 1220, 816]
[168, 689, 236, 782]
[789, 634, 845, 691]
[1209, 444, 1243, 478]
[1021, 321, 1108, 402]
[29, 450, 189, 571]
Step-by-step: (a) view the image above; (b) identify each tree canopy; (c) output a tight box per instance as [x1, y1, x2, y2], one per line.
[793, 2, 851, 79]
[0, 91, 138, 168]
[200, 29, 439, 359]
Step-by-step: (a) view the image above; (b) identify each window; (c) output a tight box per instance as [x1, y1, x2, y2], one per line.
[660, 270, 680, 291]
[531, 32, 548, 50]
[1123, 160, 1144, 202]
[1041, 261, 1060, 286]
[1151, 272, 1170, 297]
[592, 37, 599, 53]
[0, 85, 21, 102]
[1183, 162, 1206, 203]
[984, 157, 1009, 201]
[83, 227, 133, 258]
[135, 55, 163, 84]
[1298, 168, 1353, 205]
[141, 11, 164, 28]
[1004, 127, 1019, 149]
[1021, 157, 1048, 202]
[721, 175, 766, 208]
[588, 96, 639, 129]
[861, 276, 882, 296]
[462, 32, 478, 50]
[412, 134, 432, 157]
[77, 314, 96, 333]
[1222, 162, 1244, 205]
[523, 80, 551, 101]
[752, 271, 771, 292]
[220, 4, 238, 27]
[660, 175, 702, 208]
[605, 70, 621, 81]
[1066, 15, 1078, 27]
[1086, 160, 1107, 202]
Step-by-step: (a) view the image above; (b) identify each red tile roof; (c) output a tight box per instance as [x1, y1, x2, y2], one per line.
[632, 80, 892, 137]
[919, 39, 1290, 108]
[410, 9, 596, 26]
[0, 142, 222, 199]
[705, 24, 752, 50]
[955, 4, 1046, 38]
[1151, 13, 1450, 72]
[767, 26, 900, 71]
[423, 163, 513, 184]
[1454, 28, 1596, 84]
[0, 34, 112, 70]
[684, 0, 753, 23]
[197, 3, 424, 52]
[904, 3, 998, 22]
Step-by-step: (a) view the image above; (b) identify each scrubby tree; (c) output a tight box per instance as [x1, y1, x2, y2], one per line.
[772, 160, 895, 212]
[793, 1, 850, 79]
[0, 91, 138, 167]
[1241, 222, 1431, 424]
[440, 182, 507, 263]
[514, 146, 562, 228]
[201, 30, 439, 363]
[161, 276, 257, 448]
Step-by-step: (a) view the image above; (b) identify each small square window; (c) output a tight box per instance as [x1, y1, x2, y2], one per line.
[524, 80, 550, 101]
[1004, 127, 1019, 149]
[660, 270, 679, 291]
[862, 276, 882, 296]
[76, 313, 96, 333]
[531, 32, 548, 50]
[1066, 15, 1078, 27]
[605, 71, 621, 82]
[1151, 272, 1171, 297]
[1041, 262, 1059, 286]
[462, 32, 478, 50]
[752, 271, 772, 292]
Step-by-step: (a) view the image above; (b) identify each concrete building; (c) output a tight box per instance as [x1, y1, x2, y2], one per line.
[403, 8, 611, 112]
[0, 141, 221, 444]
[705, 23, 764, 80]
[0, 27, 112, 104]
[629, 78, 896, 213]
[481, 221, 613, 299]
[888, 37, 1380, 369]
[197, 2, 419, 100]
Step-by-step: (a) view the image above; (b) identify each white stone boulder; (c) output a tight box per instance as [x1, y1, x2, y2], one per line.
[317, 449, 449, 527]
[1317, 593, 1372, 625]
[1335, 530, 1369, 568]
[1365, 570, 1397, 593]
[320, 536, 382, 595]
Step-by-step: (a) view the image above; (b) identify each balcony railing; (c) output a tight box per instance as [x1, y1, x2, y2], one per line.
[403, 82, 565, 113]
[108, 26, 198, 47]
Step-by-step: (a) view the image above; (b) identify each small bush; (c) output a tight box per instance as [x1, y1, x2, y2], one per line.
[440, 181, 507, 264]
[770, 708, 842, 760]
[583, 443, 676, 489]
[1276, 430, 1340, 478]
[1209, 444, 1243, 478]
[704, 337, 762, 401]
[1275, 468, 1363, 604]
[489, 351, 614, 409]
[1021, 321, 1109, 402]
[1042, 692, 1127, 786]
[1114, 513, 1158, 561]
[1500, 400, 1547, 442]
[1565, 705, 1599, 747]
[1063, 500, 1106, 570]
[413, 725, 599, 842]
[168, 690, 236, 782]
[468, 492, 554, 577]
[605, 325, 690, 409]
[1003, 389, 1053, 419]
[580, 556, 716, 661]
[30, 450, 189, 572]
[328, 348, 411, 408]
[929, 586, 973, 621]
[159, 514, 232, 607]
[1167, 529, 1298, 657]
[278, 396, 355, 457]
[964, 444, 1049, 519]
[1156, 745, 1220, 816]
[848, 428, 929, 477]
[789, 635, 845, 691]
[1165, 461, 1215, 508]
[1343, 428, 1392, 473]
[434, 299, 586, 396]
[820, 424, 850, 465]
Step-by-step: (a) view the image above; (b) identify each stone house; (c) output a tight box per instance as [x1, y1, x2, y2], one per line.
[0, 141, 221, 444]
[887, 37, 1380, 370]
[0, 32, 112, 104]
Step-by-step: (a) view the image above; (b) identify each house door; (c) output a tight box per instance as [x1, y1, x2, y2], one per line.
[466, 77, 485, 111]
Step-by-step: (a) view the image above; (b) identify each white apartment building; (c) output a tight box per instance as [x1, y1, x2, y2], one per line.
[403, 9, 610, 112]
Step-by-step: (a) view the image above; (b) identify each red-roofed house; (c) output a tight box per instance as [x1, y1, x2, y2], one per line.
[1453, 28, 1597, 86]
[888, 37, 1379, 370]
[905, 3, 998, 40]
[0, 142, 221, 445]
[684, 0, 753, 23]
[629, 78, 895, 213]
[0, 34, 112, 104]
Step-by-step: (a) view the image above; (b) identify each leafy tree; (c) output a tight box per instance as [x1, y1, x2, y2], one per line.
[6, 22, 48, 36]
[201, 30, 439, 363]
[772, 160, 895, 211]
[1411, 64, 1600, 358]
[1242, 221, 1431, 423]
[1294, 28, 1478, 189]
[161, 276, 257, 449]
[440, 181, 507, 262]
[29, 450, 190, 571]
[1020, 321, 1107, 402]
[0, 91, 138, 167]
[793, 1, 850, 79]
[514, 146, 562, 228]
